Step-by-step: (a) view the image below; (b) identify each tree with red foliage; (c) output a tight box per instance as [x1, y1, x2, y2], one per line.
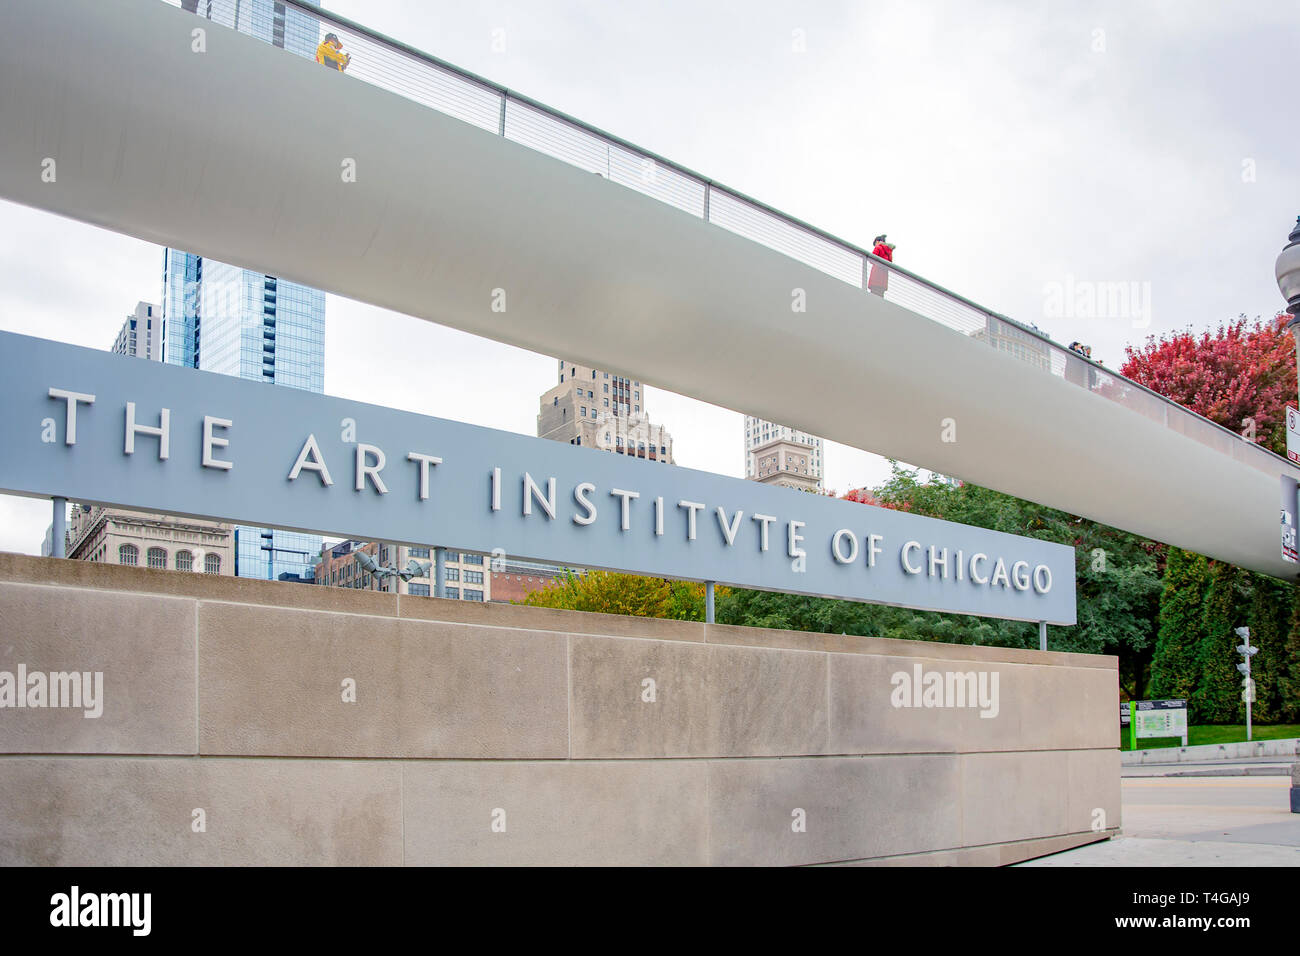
[1120, 313, 1296, 456]
[842, 487, 898, 509]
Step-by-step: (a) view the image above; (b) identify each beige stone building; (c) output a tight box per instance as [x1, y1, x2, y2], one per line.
[744, 417, 823, 490]
[750, 436, 821, 492]
[316, 540, 491, 601]
[65, 504, 234, 575]
[537, 360, 673, 462]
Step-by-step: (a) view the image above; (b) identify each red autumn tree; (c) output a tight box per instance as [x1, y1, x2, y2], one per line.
[1120, 313, 1296, 455]
[842, 487, 902, 509]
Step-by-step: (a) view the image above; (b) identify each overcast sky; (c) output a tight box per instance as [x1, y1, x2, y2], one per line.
[1, 0, 1296, 553]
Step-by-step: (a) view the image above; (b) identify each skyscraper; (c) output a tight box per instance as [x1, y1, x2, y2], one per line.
[537, 360, 675, 463]
[112, 301, 161, 361]
[744, 418, 823, 490]
[162, 0, 327, 581]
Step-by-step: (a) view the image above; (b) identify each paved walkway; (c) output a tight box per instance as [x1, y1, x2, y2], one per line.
[1018, 776, 1300, 866]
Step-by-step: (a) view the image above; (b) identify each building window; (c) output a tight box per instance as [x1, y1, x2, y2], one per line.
[464, 570, 484, 584]
[445, 567, 460, 582]
[603, 384, 609, 393]
[462, 553, 483, 565]
[463, 589, 484, 602]
[581, 406, 587, 417]
[176, 550, 194, 572]
[409, 546, 429, 558]
[147, 547, 167, 570]
[204, 554, 221, 574]
[409, 583, 430, 597]
[119, 544, 138, 566]
[446, 587, 460, 599]
[591, 370, 596, 379]
[445, 552, 460, 562]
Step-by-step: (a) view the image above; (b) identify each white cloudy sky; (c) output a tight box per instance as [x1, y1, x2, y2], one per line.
[1, 0, 1296, 553]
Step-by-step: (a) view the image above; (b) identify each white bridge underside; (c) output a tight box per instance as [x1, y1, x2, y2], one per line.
[1, 0, 1295, 579]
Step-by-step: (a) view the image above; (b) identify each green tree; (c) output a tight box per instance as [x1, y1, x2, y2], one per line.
[1280, 592, 1300, 723]
[1147, 549, 1208, 704]
[519, 569, 720, 621]
[1193, 562, 1249, 723]
[1243, 574, 1289, 723]
[869, 465, 1162, 676]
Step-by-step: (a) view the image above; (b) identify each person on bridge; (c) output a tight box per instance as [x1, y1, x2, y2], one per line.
[316, 33, 351, 72]
[867, 234, 895, 296]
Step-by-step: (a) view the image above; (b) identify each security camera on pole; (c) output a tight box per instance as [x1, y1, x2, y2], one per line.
[1235, 626, 1257, 742]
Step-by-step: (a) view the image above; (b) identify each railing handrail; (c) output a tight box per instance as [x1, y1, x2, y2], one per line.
[185, 0, 1296, 475]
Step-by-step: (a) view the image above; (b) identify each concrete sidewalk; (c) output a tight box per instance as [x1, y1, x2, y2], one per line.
[1018, 775, 1300, 866]
[1018, 836, 1300, 866]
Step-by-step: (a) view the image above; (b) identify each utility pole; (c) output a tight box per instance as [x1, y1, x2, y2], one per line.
[1235, 626, 1257, 742]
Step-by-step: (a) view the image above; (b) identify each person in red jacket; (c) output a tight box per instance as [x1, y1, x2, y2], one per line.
[868, 234, 895, 296]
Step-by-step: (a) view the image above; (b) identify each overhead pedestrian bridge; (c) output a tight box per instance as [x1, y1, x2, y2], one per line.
[0, 0, 1295, 576]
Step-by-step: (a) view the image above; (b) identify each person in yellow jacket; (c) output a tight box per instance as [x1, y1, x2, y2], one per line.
[316, 33, 350, 71]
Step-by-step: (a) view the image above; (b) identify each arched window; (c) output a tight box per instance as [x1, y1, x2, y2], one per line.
[147, 547, 167, 570]
[176, 550, 194, 572]
[119, 544, 138, 566]
[204, 554, 221, 574]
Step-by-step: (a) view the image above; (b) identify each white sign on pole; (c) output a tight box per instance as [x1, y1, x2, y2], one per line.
[1281, 475, 1298, 563]
[1288, 405, 1300, 465]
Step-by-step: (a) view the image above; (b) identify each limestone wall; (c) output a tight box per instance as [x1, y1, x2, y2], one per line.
[0, 554, 1119, 866]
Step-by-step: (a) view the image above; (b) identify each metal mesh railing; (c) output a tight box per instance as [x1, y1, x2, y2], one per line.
[157, 0, 1296, 483]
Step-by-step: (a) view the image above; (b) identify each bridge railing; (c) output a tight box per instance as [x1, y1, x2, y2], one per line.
[160, 0, 1294, 481]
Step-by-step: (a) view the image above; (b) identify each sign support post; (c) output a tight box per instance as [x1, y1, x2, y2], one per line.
[51, 496, 66, 559]
[434, 547, 446, 599]
[1038, 620, 1046, 652]
[705, 581, 715, 624]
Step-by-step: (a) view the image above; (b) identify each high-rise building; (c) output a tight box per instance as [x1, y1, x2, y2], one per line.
[180, 0, 323, 58]
[969, 316, 1052, 372]
[750, 437, 821, 492]
[744, 418, 823, 490]
[537, 360, 674, 462]
[162, 0, 327, 582]
[111, 302, 161, 361]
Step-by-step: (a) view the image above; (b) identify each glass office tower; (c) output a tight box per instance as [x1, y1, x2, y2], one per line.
[162, 0, 326, 581]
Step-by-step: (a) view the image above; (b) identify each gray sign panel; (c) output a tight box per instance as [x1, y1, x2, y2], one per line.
[0, 332, 1076, 624]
